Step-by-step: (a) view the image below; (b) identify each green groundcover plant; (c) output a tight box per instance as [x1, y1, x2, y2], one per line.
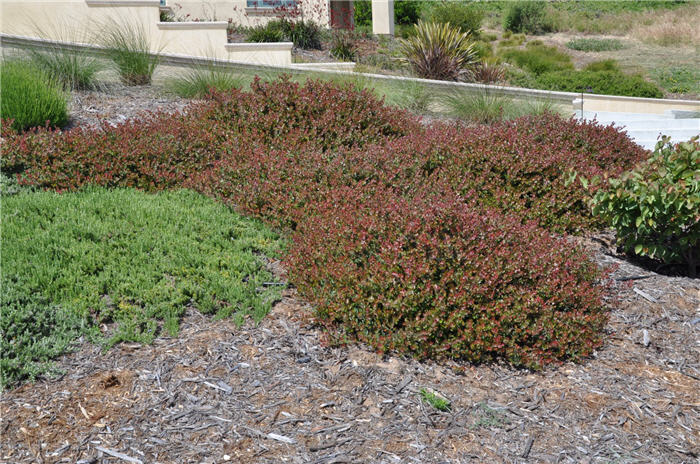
[536, 69, 663, 98]
[588, 136, 700, 276]
[566, 38, 624, 52]
[500, 42, 573, 75]
[0, 188, 283, 388]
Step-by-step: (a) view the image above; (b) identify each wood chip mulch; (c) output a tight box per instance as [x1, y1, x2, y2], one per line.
[65, 85, 190, 131]
[2, 236, 698, 463]
[1, 90, 698, 463]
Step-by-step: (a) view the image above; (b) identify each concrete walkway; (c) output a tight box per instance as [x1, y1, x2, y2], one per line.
[575, 110, 700, 151]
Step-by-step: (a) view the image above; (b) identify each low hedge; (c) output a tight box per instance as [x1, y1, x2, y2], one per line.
[1, 78, 648, 368]
[536, 70, 664, 98]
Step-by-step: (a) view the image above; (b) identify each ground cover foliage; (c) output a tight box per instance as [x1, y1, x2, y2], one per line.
[0, 188, 283, 387]
[1, 78, 649, 370]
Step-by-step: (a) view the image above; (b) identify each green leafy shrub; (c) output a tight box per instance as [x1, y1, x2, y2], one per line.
[285, 19, 322, 50]
[246, 19, 321, 49]
[101, 18, 160, 85]
[500, 42, 573, 75]
[422, 0, 484, 35]
[0, 60, 68, 132]
[400, 20, 478, 81]
[0, 188, 284, 387]
[354, 0, 372, 26]
[394, 0, 425, 25]
[503, 1, 554, 35]
[354, 0, 425, 27]
[566, 37, 624, 52]
[246, 20, 285, 42]
[535, 70, 663, 98]
[584, 59, 620, 72]
[589, 137, 700, 276]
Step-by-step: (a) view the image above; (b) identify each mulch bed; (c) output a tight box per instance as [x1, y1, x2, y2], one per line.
[65, 85, 190, 131]
[1, 89, 698, 464]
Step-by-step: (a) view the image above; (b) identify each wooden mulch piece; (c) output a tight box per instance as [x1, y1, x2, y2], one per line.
[2, 234, 698, 463]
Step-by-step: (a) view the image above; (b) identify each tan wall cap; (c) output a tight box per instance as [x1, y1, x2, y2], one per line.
[86, 0, 161, 7]
[157, 21, 229, 30]
[226, 42, 293, 51]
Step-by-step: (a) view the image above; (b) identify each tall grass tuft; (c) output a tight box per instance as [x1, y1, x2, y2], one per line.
[330, 29, 357, 62]
[385, 80, 435, 114]
[443, 89, 559, 124]
[168, 65, 244, 98]
[101, 18, 160, 85]
[0, 59, 69, 131]
[400, 20, 478, 81]
[27, 20, 105, 90]
[28, 48, 104, 91]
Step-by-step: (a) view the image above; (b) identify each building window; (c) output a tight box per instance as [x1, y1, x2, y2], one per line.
[247, 0, 296, 8]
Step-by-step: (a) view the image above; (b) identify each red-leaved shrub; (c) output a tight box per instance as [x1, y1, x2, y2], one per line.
[1, 77, 646, 367]
[287, 183, 609, 367]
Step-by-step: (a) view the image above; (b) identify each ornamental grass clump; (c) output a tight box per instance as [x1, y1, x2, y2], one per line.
[400, 20, 478, 81]
[0, 59, 68, 132]
[101, 18, 160, 85]
[28, 47, 104, 91]
[168, 65, 244, 98]
[1, 77, 649, 369]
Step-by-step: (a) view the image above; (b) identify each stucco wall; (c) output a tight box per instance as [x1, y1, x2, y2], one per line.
[0, 0, 294, 65]
[170, 0, 331, 27]
[0, 1, 161, 41]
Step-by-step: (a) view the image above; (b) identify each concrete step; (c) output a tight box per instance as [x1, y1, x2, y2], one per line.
[625, 128, 700, 139]
[624, 129, 698, 150]
[576, 110, 675, 121]
[574, 110, 699, 150]
[609, 119, 700, 130]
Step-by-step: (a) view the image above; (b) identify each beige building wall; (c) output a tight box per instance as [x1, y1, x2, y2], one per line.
[0, 1, 161, 41]
[170, 0, 331, 27]
[0, 0, 294, 65]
